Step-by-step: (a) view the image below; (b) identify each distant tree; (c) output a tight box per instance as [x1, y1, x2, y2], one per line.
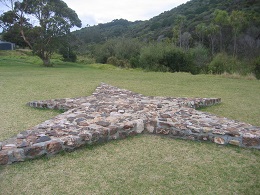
[206, 23, 220, 55]
[2, 23, 28, 47]
[230, 10, 247, 57]
[213, 9, 229, 52]
[1, 0, 82, 66]
[181, 32, 192, 50]
[195, 23, 207, 44]
[173, 15, 186, 48]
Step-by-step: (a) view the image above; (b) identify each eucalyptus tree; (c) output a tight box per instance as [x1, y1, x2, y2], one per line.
[230, 10, 247, 57]
[206, 23, 220, 55]
[213, 9, 229, 52]
[195, 23, 207, 44]
[173, 15, 186, 48]
[0, 0, 82, 66]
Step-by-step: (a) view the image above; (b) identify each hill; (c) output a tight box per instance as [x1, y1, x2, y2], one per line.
[73, 0, 260, 43]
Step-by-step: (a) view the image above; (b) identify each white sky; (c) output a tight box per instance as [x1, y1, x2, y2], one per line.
[0, 0, 190, 28]
[63, 0, 190, 27]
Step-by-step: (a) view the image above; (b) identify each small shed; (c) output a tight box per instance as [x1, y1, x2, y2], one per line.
[0, 41, 15, 50]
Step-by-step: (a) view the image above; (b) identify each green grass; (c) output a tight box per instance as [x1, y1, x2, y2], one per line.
[0, 51, 260, 194]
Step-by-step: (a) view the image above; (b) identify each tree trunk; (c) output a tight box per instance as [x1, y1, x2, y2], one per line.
[39, 52, 52, 67]
[233, 32, 237, 57]
[42, 57, 51, 67]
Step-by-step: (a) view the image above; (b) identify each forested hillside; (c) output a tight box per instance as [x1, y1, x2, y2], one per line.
[73, 0, 260, 44]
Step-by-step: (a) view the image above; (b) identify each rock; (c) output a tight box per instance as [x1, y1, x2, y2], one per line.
[78, 121, 89, 126]
[212, 130, 225, 135]
[63, 136, 82, 147]
[2, 144, 16, 150]
[75, 118, 85, 124]
[0, 151, 9, 165]
[46, 141, 63, 154]
[203, 127, 212, 133]
[46, 130, 58, 137]
[17, 140, 28, 148]
[91, 132, 100, 142]
[214, 137, 225, 145]
[96, 121, 110, 127]
[118, 110, 125, 114]
[156, 128, 170, 135]
[157, 104, 163, 108]
[26, 135, 38, 144]
[159, 122, 173, 128]
[146, 124, 155, 133]
[160, 114, 171, 118]
[135, 119, 144, 133]
[110, 112, 121, 117]
[36, 136, 51, 143]
[24, 143, 46, 158]
[13, 149, 25, 162]
[123, 122, 134, 129]
[242, 136, 260, 147]
[17, 134, 27, 139]
[109, 126, 118, 135]
[229, 140, 240, 146]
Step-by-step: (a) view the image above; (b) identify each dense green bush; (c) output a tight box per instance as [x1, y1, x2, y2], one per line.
[94, 40, 116, 63]
[188, 44, 210, 74]
[208, 53, 252, 75]
[59, 47, 77, 62]
[139, 43, 168, 71]
[139, 43, 192, 73]
[93, 38, 141, 65]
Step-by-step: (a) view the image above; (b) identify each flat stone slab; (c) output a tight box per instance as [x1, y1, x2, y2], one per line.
[0, 83, 260, 165]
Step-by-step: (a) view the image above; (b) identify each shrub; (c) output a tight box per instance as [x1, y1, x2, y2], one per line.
[139, 43, 192, 73]
[189, 44, 210, 74]
[93, 38, 142, 65]
[107, 56, 119, 66]
[139, 43, 168, 72]
[59, 47, 77, 62]
[77, 55, 96, 64]
[208, 53, 254, 75]
[253, 56, 260, 80]
[161, 48, 191, 72]
[107, 56, 130, 68]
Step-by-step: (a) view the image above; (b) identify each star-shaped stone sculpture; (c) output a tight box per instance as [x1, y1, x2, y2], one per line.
[0, 83, 260, 165]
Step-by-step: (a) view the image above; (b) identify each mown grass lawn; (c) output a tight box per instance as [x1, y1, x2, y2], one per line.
[0, 51, 260, 194]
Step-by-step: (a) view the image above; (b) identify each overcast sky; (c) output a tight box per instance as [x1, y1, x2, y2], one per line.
[0, 0, 190, 28]
[63, 0, 190, 28]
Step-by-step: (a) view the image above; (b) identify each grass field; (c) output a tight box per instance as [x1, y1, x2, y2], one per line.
[0, 51, 260, 194]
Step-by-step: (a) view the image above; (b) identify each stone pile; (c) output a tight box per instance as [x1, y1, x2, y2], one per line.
[0, 83, 259, 165]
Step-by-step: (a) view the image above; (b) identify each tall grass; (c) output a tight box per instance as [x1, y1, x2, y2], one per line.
[0, 51, 259, 194]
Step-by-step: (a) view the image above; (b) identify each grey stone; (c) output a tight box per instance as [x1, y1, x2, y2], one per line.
[96, 121, 111, 127]
[36, 136, 51, 143]
[135, 119, 144, 133]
